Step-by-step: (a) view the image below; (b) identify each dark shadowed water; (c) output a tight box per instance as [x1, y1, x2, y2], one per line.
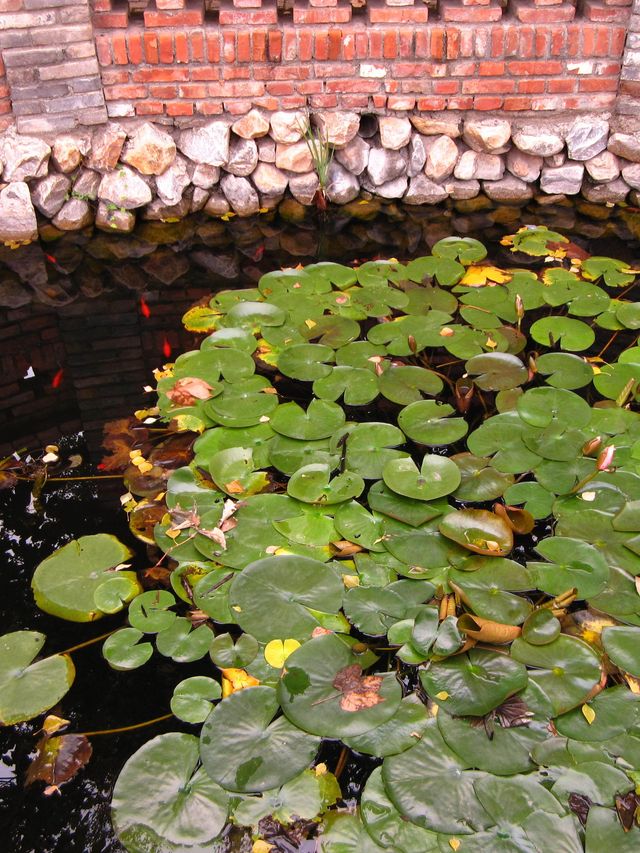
[1, 197, 639, 852]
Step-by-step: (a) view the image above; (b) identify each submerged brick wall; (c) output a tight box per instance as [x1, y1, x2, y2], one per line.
[0, 0, 637, 130]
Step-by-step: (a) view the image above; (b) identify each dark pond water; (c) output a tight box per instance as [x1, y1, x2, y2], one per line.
[1, 196, 640, 852]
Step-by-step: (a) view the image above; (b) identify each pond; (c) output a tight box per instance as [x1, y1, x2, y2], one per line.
[2, 196, 640, 852]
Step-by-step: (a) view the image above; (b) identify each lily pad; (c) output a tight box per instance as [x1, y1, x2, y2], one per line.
[287, 463, 365, 505]
[103, 628, 154, 671]
[277, 633, 402, 737]
[398, 400, 468, 446]
[465, 352, 528, 392]
[528, 537, 609, 599]
[529, 316, 595, 352]
[270, 400, 346, 440]
[601, 626, 640, 677]
[112, 733, 229, 848]
[229, 555, 344, 641]
[170, 676, 221, 724]
[200, 686, 320, 793]
[383, 455, 461, 501]
[0, 631, 75, 726]
[420, 649, 528, 716]
[32, 534, 138, 622]
[439, 509, 514, 556]
[343, 693, 431, 757]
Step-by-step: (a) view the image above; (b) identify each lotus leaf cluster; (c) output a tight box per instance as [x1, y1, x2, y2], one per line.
[4, 226, 640, 850]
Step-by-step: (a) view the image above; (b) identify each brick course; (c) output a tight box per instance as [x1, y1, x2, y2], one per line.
[0, 0, 637, 127]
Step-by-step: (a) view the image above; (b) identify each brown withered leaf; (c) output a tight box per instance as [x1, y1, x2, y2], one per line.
[471, 694, 533, 739]
[101, 418, 150, 471]
[568, 792, 592, 827]
[26, 734, 92, 792]
[166, 377, 214, 407]
[225, 480, 245, 494]
[332, 664, 384, 713]
[142, 566, 172, 587]
[615, 791, 640, 832]
[0, 470, 18, 490]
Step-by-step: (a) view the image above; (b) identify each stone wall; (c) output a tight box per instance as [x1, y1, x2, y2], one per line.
[2, 111, 640, 244]
[0, 0, 637, 133]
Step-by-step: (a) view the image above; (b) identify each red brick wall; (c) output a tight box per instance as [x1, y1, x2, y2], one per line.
[0, 52, 11, 130]
[90, 0, 632, 120]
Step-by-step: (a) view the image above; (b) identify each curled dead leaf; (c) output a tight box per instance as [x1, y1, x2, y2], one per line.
[457, 613, 521, 644]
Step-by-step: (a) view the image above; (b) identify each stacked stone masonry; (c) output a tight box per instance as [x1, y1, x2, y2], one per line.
[3, 112, 640, 244]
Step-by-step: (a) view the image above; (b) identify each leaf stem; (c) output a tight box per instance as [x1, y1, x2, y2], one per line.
[14, 474, 124, 482]
[56, 629, 119, 656]
[76, 713, 173, 737]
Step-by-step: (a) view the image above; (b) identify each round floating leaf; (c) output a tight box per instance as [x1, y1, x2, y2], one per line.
[511, 635, 601, 715]
[103, 628, 153, 671]
[467, 412, 543, 474]
[522, 609, 561, 645]
[382, 719, 491, 835]
[287, 463, 365, 505]
[593, 362, 640, 402]
[582, 256, 636, 288]
[439, 509, 514, 556]
[305, 261, 358, 289]
[345, 422, 408, 480]
[300, 315, 360, 348]
[432, 236, 487, 264]
[277, 633, 402, 737]
[193, 424, 274, 470]
[343, 694, 431, 757]
[233, 767, 339, 828]
[0, 631, 75, 726]
[32, 534, 137, 622]
[277, 344, 335, 381]
[503, 482, 555, 519]
[209, 446, 269, 498]
[229, 555, 344, 642]
[554, 686, 640, 742]
[343, 586, 407, 636]
[367, 480, 447, 527]
[318, 813, 386, 852]
[223, 300, 286, 330]
[452, 453, 515, 502]
[313, 365, 379, 406]
[528, 537, 609, 599]
[377, 364, 444, 405]
[200, 686, 319, 793]
[529, 316, 595, 352]
[585, 806, 640, 853]
[398, 400, 468, 446]
[112, 733, 229, 849]
[170, 676, 222, 724]
[517, 387, 591, 430]
[93, 575, 141, 615]
[209, 632, 259, 668]
[201, 326, 257, 354]
[465, 352, 528, 392]
[204, 376, 278, 428]
[270, 400, 346, 440]
[535, 353, 593, 390]
[334, 501, 385, 551]
[128, 590, 177, 633]
[601, 626, 640, 677]
[437, 710, 546, 775]
[361, 768, 440, 852]
[383, 455, 461, 501]
[448, 558, 533, 625]
[156, 618, 213, 663]
[269, 434, 337, 477]
[420, 649, 528, 716]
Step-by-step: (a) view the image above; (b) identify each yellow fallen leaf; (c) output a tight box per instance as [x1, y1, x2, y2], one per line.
[264, 638, 301, 669]
[225, 480, 245, 494]
[460, 265, 512, 287]
[221, 668, 260, 697]
[485, 337, 498, 350]
[342, 574, 360, 589]
[304, 319, 317, 329]
[314, 762, 328, 776]
[42, 715, 70, 736]
[252, 841, 274, 853]
[449, 841, 461, 852]
[435, 691, 449, 701]
[138, 461, 154, 474]
[581, 703, 596, 725]
[440, 327, 454, 337]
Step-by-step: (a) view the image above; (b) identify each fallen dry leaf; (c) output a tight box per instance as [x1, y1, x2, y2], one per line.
[332, 664, 384, 712]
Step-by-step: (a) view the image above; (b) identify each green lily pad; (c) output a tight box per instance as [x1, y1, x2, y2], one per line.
[270, 400, 346, 440]
[367, 480, 447, 527]
[383, 455, 461, 501]
[437, 710, 546, 775]
[229, 555, 344, 642]
[0, 631, 75, 726]
[510, 635, 601, 715]
[465, 352, 528, 392]
[343, 694, 431, 757]
[529, 316, 595, 352]
[170, 676, 221, 724]
[334, 501, 385, 551]
[193, 424, 274, 470]
[277, 633, 402, 737]
[112, 733, 229, 849]
[522, 609, 561, 645]
[398, 400, 468, 446]
[200, 686, 320, 793]
[377, 364, 444, 405]
[504, 482, 555, 518]
[318, 812, 386, 852]
[128, 590, 177, 633]
[209, 632, 259, 668]
[103, 627, 153, 671]
[155, 618, 213, 663]
[287, 463, 364, 505]
[343, 585, 407, 636]
[382, 719, 491, 835]
[528, 536, 609, 599]
[582, 256, 636, 287]
[344, 422, 408, 480]
[313, 365, 379, 406]
[554, 686, 640, 742]
[585, 806, 640, 853]
[361, 768, 441, 852]
[233, 767, 340, 828]
[209, 446, 269, 498]
[201, 326, 257, 353]
[601, 626, 640, 676]
[452, 453, 515, 502]
[300, 315, 360, 348]
[432, 236, 487, 264]
[517, 387, 592, 430]
[277, 343, 335, 381]
[32, 534, 138, 622]
[204, 376, 279, 428]
[535, 352, 594, 390]
[420, 649, 528, 716]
